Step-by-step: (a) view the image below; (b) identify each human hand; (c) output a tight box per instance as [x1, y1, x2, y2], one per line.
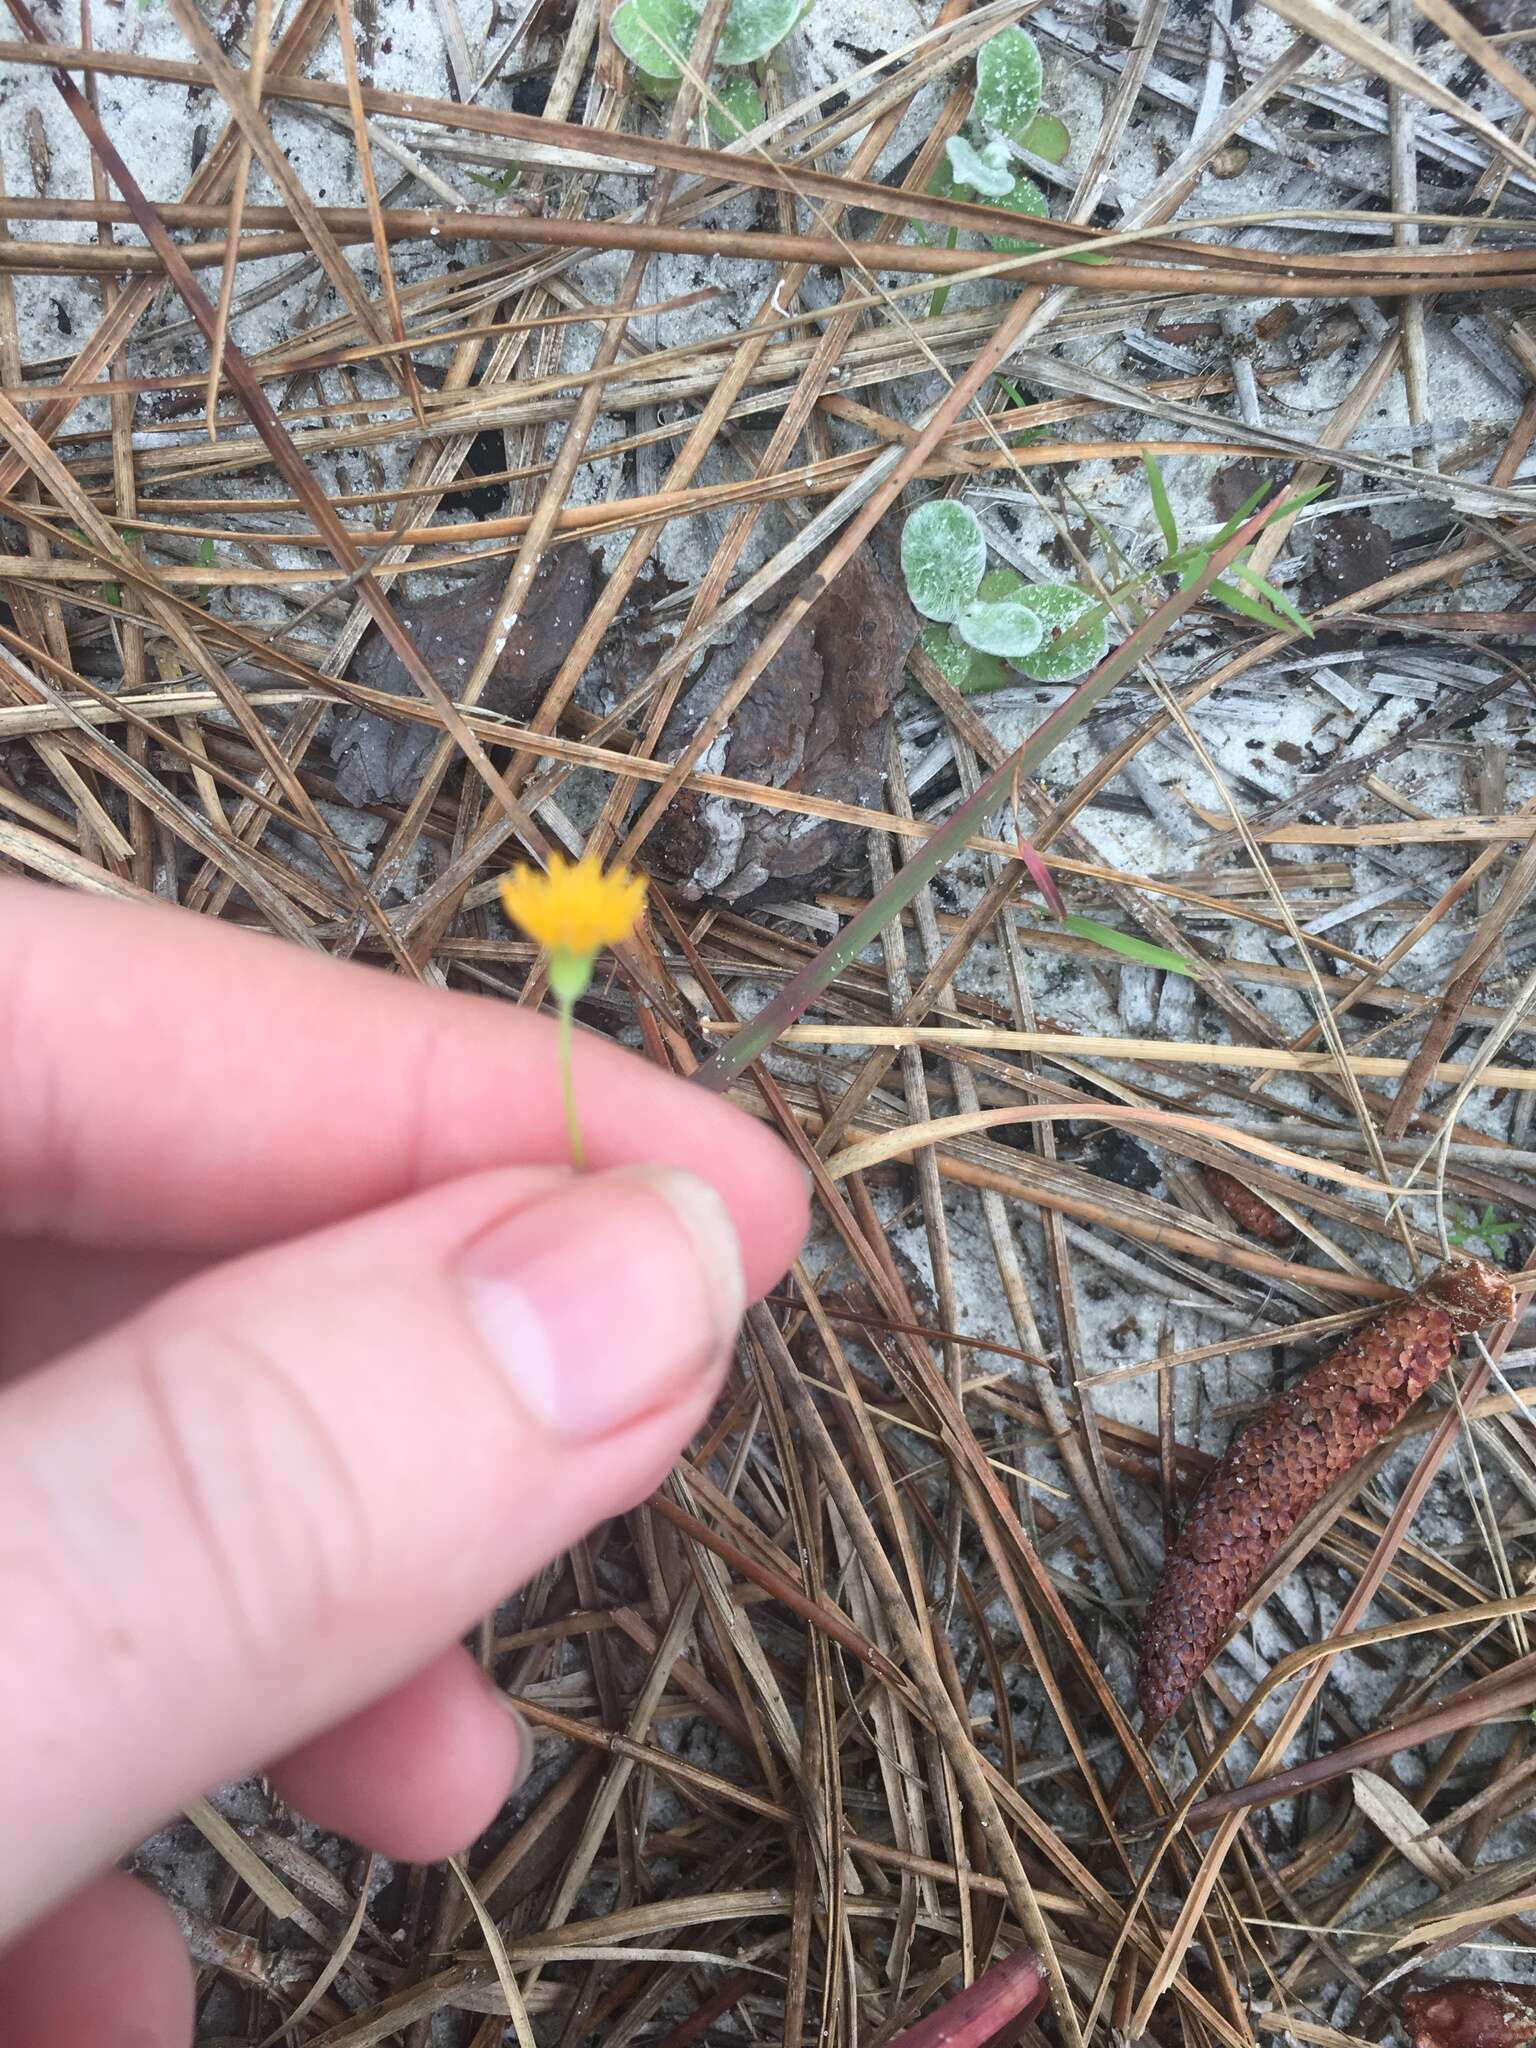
[0, 882, 807, 2042]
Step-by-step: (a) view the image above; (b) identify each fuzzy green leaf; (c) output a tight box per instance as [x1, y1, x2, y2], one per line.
[956, 597, 1046, 659]
[611, 0, 697, 77]
[977, 564, 1023, 602]
[919, 622, 1007, 695]
[973, 27, 1042, 145]
[717, 0, 802, 64]
[901, 500, 987, 622]
[709, 72, 764, 138]
[1011, 583, 1108, 680]
[945, 133, 1014, 198]
[986, 172, 1049, 253]
[1016, 109, 1069, 163]
[613, 0, 801, 74]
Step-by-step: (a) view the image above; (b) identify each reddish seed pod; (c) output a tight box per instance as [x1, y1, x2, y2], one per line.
[1200, 1165, 1296, 1246]
[1401, 1981, 1536, 2048]
[1137, 1259, 1515, 1729]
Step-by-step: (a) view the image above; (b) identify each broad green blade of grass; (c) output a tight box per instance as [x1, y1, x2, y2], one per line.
[1062, 915, 1194, 976]
[692, 493, 1288, 1093]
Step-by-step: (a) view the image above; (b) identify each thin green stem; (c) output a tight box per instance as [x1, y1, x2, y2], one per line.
[557, 992, 586, 1171]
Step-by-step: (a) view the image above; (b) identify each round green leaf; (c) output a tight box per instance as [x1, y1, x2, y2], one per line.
[709, 71, 764, 138]
[718, 0, 801, 64]
[973, 27, 1042, 146]
[611, 0, 699, 77]
[900, 500, 986, 623]
[1011, 583, 1108, 680]
[1017, 109, 1069, 164]
[955, 598, 1045, 659]
[977, 565, 1022, 601]
[945, 133, 1014, 199]
[919, 622, 1006, 695]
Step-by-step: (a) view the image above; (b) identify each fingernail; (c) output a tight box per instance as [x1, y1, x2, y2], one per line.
[505, 1703, 536, 1793]
[459, 1166, 745, 1441]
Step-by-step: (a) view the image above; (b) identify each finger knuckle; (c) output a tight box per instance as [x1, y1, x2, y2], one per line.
[130, 1306, 374, 1667]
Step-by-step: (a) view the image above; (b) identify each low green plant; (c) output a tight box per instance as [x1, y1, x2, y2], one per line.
[1448, 1204, 1521, 1258]
[904, 458, 1317, 696]
[902, 499, 1107, 692]
[609, 0, 809, 136]
[921, 25, 1070, 322]
[467, 164, 521, 197]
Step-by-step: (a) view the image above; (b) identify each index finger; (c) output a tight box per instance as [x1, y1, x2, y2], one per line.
[0, 883, 806, 1289]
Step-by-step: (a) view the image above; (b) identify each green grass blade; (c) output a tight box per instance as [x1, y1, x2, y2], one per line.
[1061, 915, 1194, 976]
[1143, 453, 1178, 555]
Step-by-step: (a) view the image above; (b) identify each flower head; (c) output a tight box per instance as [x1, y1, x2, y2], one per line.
[499, 853, 646, 994]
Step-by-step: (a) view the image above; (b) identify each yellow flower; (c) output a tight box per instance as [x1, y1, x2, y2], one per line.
[498, 853, 647, 965]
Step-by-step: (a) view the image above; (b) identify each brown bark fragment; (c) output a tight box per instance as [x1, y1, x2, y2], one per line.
[1199, 1165, 1296, 1246]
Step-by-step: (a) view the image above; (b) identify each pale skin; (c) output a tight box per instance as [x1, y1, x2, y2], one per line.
[0, 881, 809, 2043]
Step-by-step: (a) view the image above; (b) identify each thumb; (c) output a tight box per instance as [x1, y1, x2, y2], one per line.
[0, 1164, 748, 1938]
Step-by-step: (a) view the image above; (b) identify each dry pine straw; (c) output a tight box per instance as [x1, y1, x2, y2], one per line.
[5, 0, 1536, 2042]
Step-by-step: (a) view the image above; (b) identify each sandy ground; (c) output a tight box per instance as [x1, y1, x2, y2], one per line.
[6, 0, 1536, 2034]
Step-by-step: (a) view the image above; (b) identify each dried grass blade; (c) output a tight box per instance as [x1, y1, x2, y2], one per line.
[4, 2, 552, 866]
[1262, 0, 1536, 183]
[447, 1854, 538, 2048]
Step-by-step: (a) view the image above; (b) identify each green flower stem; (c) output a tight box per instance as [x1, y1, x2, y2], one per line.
[548, 947, 596, 1172]
[556, 992, 586, 1172]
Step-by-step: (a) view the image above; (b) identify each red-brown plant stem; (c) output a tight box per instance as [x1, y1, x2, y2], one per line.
[1174, 1645, 1536, 1827]
[1138, 1258, 1516, 1728]
[883, 1949, 1048, 2048]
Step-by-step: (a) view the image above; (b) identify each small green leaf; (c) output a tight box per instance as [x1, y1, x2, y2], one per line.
[1144, 453, 1178, 555]
[977, 564, 1023, 602]
[973, 26, 1042, 145]
[918, 622, 1007, 695]
[197, 537, 216, 568]
[925, 157, 962, 205]
[1063, 915, 1195, 976]
[1229, 560, 1312, 637]
[986, 172, 1049, 254]
[1015, 109, 1069, 163]
[468, 164, 519, 195]
[900, 500, 987, 622]
[1011, 583, 1108, 681]
[717, 0, 802, 64]
[101, 582, 120, 608]
[1448, 1203, 1519, 1252]
[611, 0, 698, 78]
[709, 72, 763, 138]
[955, 597, 1045, 659]
[945, 133, 1014, 199]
